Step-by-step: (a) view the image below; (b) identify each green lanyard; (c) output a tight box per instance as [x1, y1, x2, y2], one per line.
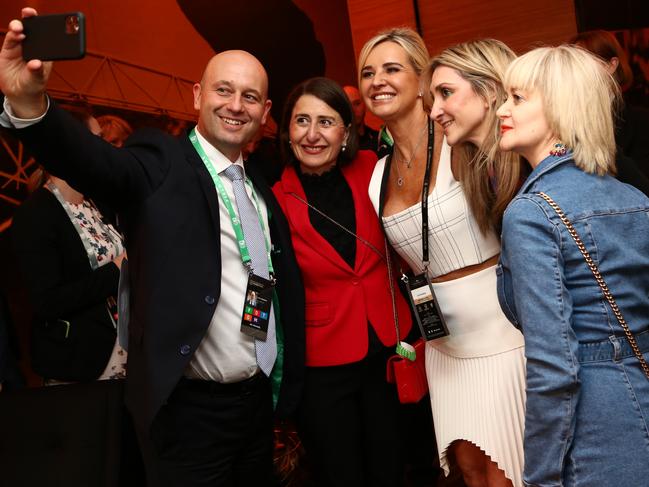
[189, 128, 274, 274]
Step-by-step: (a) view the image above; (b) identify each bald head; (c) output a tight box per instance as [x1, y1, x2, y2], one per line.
[201, 50, 269, 99]
[193, 50, 272, 162]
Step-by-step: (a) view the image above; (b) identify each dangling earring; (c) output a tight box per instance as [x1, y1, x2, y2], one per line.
[341, 142, 347, 152]
[549, 142, 567, 157]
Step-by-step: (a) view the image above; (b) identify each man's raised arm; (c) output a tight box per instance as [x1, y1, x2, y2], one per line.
[0, 7, 50, 119]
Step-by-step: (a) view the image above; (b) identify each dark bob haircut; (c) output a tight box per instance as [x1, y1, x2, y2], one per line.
[279, 77, 359, 168]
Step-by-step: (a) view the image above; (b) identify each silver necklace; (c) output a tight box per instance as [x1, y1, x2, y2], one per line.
[393, 122, 427, 187]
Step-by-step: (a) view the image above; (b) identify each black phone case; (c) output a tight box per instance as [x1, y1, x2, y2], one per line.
[22, 12, 86, 61]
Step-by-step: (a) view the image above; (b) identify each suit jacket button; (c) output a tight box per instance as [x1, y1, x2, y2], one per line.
[180, 344, 191, 355]
[204, 295, 215, 305]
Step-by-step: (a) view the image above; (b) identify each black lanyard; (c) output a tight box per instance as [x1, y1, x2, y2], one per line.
[379, 119, 449, 346]
[420, 119, 434, 268]
[379, 118, 434, 270]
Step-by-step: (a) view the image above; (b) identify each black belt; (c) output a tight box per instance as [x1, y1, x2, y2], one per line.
[178, 373, 266, 394]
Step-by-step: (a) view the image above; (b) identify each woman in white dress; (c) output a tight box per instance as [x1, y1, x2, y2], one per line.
[360, 32, 526, 487]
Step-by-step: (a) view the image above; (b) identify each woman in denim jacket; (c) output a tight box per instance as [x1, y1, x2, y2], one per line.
[496, 45, 649, 487]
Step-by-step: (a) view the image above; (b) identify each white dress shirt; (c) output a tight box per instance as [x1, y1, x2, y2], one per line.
[185, 127, 268, 382]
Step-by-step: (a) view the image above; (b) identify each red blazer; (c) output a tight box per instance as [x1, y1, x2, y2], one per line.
[273, 151, 412, 367]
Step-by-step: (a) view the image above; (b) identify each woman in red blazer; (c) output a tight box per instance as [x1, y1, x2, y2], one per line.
[273, 77, 412, 487]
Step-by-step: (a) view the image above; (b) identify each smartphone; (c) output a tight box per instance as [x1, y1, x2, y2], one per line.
[22, 12, 86, 61]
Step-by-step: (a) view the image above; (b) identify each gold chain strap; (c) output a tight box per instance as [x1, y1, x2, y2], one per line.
[538, 192, 649, 380]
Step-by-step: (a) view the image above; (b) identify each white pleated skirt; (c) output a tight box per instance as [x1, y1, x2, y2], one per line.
[426, 266, 526, 487]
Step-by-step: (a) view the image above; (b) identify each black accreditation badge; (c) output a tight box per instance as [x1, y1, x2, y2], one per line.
[403, 273, 449, 341]
[240, 273, 274, 341]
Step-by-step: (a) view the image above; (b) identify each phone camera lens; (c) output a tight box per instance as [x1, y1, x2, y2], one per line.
[65, 15, 79, 34]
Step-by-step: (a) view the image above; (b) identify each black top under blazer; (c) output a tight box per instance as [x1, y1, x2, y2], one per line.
[15, 104, 305, 432]
[11, 187, 119, 381]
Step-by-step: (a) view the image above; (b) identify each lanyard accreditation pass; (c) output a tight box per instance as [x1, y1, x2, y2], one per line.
[189, 128, 274, 274]
[189, 129, 276, 340]
[400, 120, 449, 341]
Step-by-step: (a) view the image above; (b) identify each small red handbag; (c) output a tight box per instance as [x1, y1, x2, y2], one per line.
[386, 338, 428, 403]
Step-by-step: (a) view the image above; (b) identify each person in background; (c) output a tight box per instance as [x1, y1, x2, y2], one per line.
[10, 108, 127, 384]
[343, 85, 380, 154]
[164, 118, 188, 137]
[497, 44, 649, 486]
[96, 114, 133, 148]
[361, 29, 526, 486]
[570, 30, 649, 189]
[273, 77, 412, 487]
[244, 113, 283, 185]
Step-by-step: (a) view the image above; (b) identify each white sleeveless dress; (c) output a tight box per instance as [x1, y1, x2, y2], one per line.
[369, 140, 526, 487]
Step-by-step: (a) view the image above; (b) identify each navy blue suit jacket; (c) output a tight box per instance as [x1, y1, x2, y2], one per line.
[16, 104, 305, 432]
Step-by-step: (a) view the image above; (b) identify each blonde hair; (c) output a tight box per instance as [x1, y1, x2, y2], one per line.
[357, 27, 430, 86]
[426, 39, 521, 232]
[504, 45, 618, 175]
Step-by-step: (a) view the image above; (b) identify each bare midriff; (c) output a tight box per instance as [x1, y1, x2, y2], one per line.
[430, 254, 500, 283]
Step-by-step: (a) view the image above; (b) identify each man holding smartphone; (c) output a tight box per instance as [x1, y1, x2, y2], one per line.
[0, 7, 305, 487]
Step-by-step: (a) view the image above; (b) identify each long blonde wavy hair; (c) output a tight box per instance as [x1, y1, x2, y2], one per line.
[425, 39, 523, 233]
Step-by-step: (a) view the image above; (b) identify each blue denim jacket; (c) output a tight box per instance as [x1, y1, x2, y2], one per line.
[498, 153, 649, 486]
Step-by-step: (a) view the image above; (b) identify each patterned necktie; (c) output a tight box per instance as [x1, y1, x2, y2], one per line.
[222, 164, 277, 376]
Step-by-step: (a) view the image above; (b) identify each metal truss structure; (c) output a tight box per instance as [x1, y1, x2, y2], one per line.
[0, 29, 197, 232]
